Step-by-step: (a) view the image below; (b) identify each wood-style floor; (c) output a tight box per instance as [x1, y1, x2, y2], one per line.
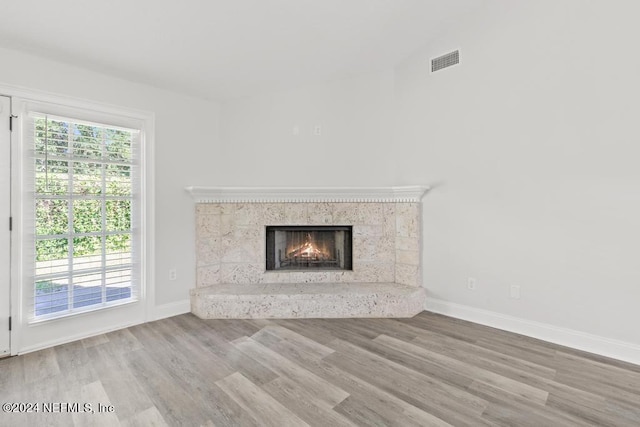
[1, 312, 639, 426]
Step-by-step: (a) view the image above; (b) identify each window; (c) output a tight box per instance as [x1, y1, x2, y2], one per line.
[28, 112, 141, 320]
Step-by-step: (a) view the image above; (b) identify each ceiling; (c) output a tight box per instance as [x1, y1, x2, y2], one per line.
[0, 0, 485, 101]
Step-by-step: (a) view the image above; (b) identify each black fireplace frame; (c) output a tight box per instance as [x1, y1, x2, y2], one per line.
[265, 225, 353, 271]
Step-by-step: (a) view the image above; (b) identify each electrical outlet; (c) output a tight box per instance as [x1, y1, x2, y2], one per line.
[467, 277, 477, 291]
[510, 285, 521, 299]
[313, 125, 322, 136]
[169, 269, 177, 281]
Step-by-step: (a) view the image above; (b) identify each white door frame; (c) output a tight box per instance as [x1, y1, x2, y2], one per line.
[0, 95, 11, 356]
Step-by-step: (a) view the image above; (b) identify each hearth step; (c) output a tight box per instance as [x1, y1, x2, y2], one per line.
[190, 282, 426, 319]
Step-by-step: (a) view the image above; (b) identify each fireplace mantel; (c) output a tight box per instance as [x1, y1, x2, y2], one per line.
[185, 185, 430, 204]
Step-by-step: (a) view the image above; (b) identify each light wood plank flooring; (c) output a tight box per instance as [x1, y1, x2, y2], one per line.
[1, 312, 639, 426]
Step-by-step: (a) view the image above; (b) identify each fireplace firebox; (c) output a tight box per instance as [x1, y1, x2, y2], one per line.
[266, 226, 352, 271]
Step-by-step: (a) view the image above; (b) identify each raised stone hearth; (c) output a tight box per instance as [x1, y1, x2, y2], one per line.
[191, 282, 426, 319]
[186, 186, 429, 319]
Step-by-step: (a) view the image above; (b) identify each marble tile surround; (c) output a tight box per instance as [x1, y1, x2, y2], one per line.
[195, 201, 422, 288]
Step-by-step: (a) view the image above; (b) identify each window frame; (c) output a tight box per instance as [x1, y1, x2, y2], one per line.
[9, 92, 154, 353]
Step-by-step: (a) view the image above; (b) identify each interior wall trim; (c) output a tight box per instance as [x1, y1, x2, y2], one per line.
[185, 185, 430, 204]
[425, 298, 640, 366]
[154, 299, 191, 321]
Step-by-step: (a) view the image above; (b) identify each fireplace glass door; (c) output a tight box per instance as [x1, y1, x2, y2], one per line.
[266, 226, 352, 271]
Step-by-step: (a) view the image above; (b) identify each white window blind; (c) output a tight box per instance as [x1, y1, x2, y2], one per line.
[26, 111, 141, 320]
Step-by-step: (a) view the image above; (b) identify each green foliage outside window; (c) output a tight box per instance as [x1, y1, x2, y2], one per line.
[35, 117, 133, 262]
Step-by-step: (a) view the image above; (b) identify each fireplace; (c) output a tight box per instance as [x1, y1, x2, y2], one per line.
[266, 226, 352, 271]
[187, 186, 429, 319]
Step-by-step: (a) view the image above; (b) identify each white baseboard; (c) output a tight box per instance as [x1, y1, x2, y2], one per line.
[425, 298, 640, 366]
[17, 321, 141, 355]
[154, 299, 191, 321]
[16, 300, 191, 355]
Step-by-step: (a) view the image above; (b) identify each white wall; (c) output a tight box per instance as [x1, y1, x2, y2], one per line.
[219, 71, 395, 186]
[218, 1, 640, 362]
[394, 0, 640, 352]
[0, 46, 222, 321]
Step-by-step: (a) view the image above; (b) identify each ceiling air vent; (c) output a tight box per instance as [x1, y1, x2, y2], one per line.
[431, 50, 459, 72]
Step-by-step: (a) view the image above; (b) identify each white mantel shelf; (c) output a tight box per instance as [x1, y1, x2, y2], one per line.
[185, 185, 430, 203]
